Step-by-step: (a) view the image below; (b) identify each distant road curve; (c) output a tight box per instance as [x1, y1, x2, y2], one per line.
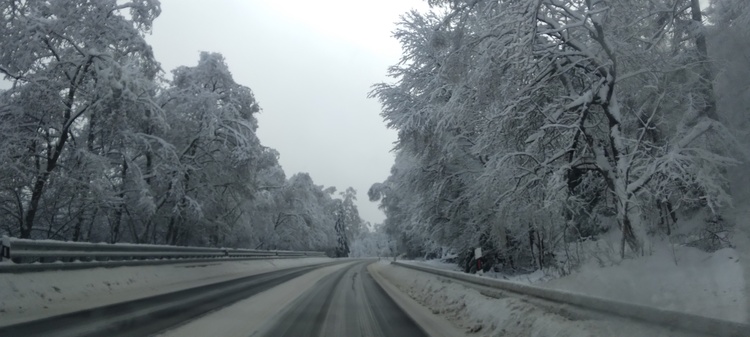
[257, 260, 429, 337]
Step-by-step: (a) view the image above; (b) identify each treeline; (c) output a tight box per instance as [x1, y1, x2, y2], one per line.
[370, 0, 749, 270]
[0, 0, 362, 254]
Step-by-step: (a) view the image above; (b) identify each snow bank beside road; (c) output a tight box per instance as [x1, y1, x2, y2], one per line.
[541, 245, 746, 323]
[415, 260, 462, 272]
[409, 242, 746, 323]
[408, 259, 550, 284]
[0, 257, 332, 326]
[381, 263, 702, 337]
[368, 261, 468, 337]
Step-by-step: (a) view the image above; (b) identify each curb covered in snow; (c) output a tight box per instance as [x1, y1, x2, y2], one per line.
[392, 261, 749, 337]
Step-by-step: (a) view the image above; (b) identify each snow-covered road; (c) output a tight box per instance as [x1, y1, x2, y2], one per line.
[4, 258, 728, 337]
[159, 260, 462, 337]
[0, 259, 451, 337]
[0, 257, 334, 326]
[0, 261, 346, 337]
[257, 260, 426, 337]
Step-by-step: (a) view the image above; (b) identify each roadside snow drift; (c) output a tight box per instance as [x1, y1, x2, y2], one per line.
[380, 263, 705, 337]
[541, 245, 746, 323]
[410, 241, 746, 324]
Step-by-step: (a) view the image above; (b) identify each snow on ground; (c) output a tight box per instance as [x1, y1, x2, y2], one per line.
[417, 259, 462, 272]
[401, 162, 750, 325]
[541, 243, 746, 323]
[379, 263, 700, 337]
[368, 261, 469, 337]
[157, 261, 355, 337]
[409, 241, 746, 324]
[528, 162, 747, 323]
[727, 161, 750, 323]
[409, 259, 550, 284]
[0, 257, 332, 327]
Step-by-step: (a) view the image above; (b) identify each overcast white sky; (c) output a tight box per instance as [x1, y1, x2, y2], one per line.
[147, 0, 428, 224]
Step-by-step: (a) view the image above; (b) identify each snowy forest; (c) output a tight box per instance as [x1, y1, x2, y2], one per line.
[1, 0, 749, 267]
[369, 0, 750, 272]
[0, 0, 365, 255]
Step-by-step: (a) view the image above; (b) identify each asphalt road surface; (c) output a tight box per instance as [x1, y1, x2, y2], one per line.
[258, 260, 429, 337]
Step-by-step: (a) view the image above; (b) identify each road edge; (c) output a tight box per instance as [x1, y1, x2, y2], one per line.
[367, 262, 468, 337]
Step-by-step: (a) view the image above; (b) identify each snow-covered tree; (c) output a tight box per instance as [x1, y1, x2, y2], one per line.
[0, 0, 161, 239]
[370, 0, 740, 265]
[0, 3, 358, 253]
[332, 187, 364, 256]
[154, 52, 263, 245]
[710, 0, 750, 147]
[350, 224, 396, 258]
[368, 152, 435, 258]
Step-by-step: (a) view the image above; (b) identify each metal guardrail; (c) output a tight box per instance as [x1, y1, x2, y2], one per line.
[392, 261, 749, 337]
[0, 236, 326, 273]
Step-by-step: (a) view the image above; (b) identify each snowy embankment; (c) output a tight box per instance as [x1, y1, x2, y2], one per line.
[524, 162, 744, 323]
[409, 243, 746, 324]
[0, 257, 332, 327]
[407, 244, 746, 333]
[379, 262, 700, 337]
[728, 162, 750, 323]
[542, 244, 745, 323]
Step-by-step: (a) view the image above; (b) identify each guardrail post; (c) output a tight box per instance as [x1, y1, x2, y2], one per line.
[1, 236, 10, 261]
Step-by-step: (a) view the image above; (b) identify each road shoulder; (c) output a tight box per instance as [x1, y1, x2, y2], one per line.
[368, 261, 468, 337]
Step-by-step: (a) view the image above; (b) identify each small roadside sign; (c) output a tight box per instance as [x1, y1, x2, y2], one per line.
[474, 247, 482, 259]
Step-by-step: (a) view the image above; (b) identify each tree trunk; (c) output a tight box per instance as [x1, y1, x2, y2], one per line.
[21, 173, 50, 238]
[690, 0, 718, 121]
[110, 159, 128, 244]
[21, 71, 81, 238]
[537, 230, 544, 269]
[620, 207, 639, 258]
[72, 213, 83, 241]
[84, 208, 98, 242]
[165, 217, 176, 245]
